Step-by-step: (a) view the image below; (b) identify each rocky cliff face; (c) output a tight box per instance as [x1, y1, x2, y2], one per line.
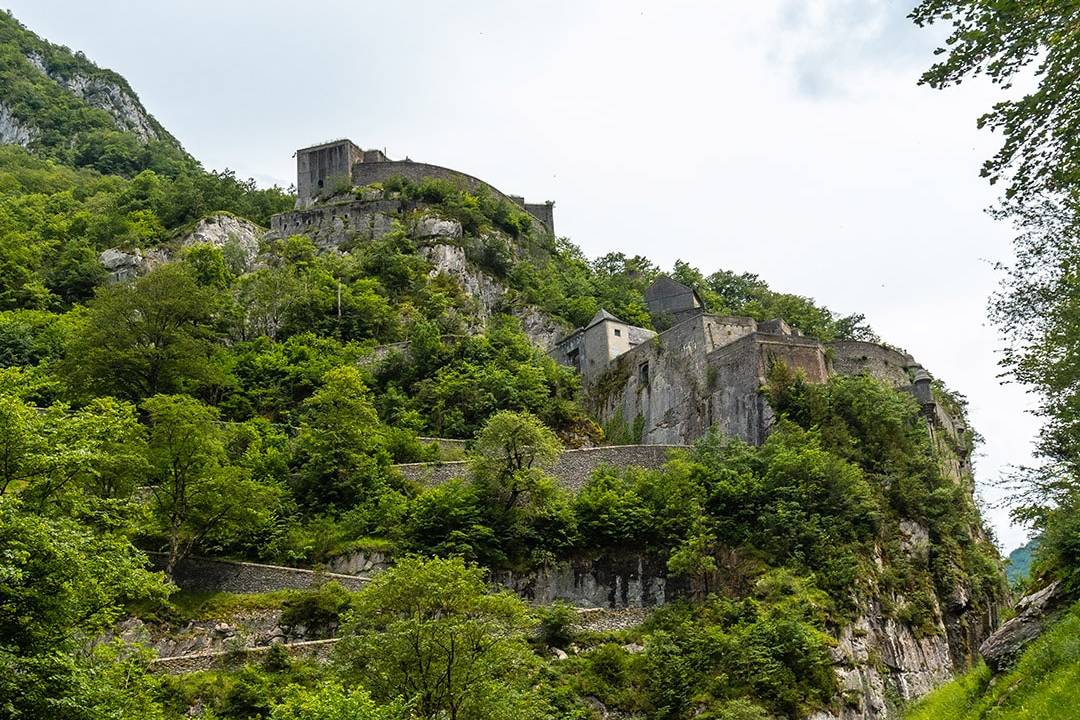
[21, 48, 166, 144]
[0, 100, 34, 147]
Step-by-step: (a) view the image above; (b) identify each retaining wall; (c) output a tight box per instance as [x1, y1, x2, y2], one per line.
[149, 639, 337, 674]
[147, 553, 368, 593]
[393, 444, 686, 492]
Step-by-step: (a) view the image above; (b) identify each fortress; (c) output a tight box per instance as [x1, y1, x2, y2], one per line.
[269, 140, 966, 459]
[285, 138, 555, 233]
[549, 276, 965, 454]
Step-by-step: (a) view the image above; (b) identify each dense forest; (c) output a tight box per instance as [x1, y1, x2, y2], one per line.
[1, 4, 1076, 720]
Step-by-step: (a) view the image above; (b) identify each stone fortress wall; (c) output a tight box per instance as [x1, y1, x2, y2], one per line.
[393, 444, 686, 492]
[283, 139, 555, 235]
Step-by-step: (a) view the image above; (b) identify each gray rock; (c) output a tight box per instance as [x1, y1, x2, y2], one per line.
[551, 647, 568, 661]
[0, 101, 34, 147]
[412, 216, 462, 241]
[99, 247, 168, 283]
[55, 73, 160, 142]
[980, 581, 1061, 673]
[180, 214, 264, 273]
[325, 549, 391, 577]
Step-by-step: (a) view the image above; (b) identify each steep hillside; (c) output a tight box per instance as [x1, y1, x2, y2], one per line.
[0, 10, 189, 175]
[1006, 539, 1039, 586]
[0, 10, 1009, 720]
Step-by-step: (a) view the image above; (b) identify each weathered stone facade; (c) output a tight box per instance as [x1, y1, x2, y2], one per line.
[550, 281, 957, 450]
[550, 309, 657, 384]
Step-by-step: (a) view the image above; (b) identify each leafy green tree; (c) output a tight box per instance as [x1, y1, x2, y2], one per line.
[23, 397, 148, 515]
[336, 556, 540, 720]
[63, 264, 223, 401]
[912, 2, 1080, 590]
[143, 393, 282, 577]
[0, 499, 169, 720]
[271, 682, 409, 720]
[667, 528, 718, 596]
[911, 0, 1080, 202]
[291, 366, 388, 510]
[470, 410, 562, 512]
[0, 394, 46, 496]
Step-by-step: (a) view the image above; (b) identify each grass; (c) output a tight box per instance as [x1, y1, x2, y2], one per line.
[905, 600, 1080, 720]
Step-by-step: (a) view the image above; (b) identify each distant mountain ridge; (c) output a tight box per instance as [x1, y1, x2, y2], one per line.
[1006, 538, 1039, 585]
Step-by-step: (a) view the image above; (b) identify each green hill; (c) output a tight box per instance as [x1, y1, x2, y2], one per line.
[1006, 538, 1040, 586]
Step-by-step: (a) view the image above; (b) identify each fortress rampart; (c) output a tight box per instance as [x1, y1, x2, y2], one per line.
[393, 444, 686, 492]
[286, 139, 554, 234]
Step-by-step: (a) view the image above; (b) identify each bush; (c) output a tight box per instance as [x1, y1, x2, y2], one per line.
[279, 582, 352, 636]
[537, 601, 577, 648]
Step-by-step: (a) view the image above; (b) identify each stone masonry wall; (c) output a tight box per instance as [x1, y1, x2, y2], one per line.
[149, 639, 337, 675]
[350, 160, 553, 232]
[393, 444, 685, 492]
[147, 553, 367, 593]
[829, 341, 915, 388]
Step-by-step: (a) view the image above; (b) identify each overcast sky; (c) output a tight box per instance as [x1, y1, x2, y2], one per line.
[11, 0, 1040, 551]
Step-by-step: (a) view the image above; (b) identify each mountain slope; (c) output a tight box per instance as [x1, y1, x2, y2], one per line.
[0, 9, 190, 175]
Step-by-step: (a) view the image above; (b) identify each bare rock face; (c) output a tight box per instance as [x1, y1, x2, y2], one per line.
[324, 549, 391, 577]
[813, 596, 955, 720]
[99, 247, 168, 283]
[979, 581, 1061, 673]
[422, 243, 505, 326]
[412, 215, 463, 242]
[516, 305, 572, 353]
[23, 51, 163, 143]
[421, 242, 568, 350]
[0, 101, 34, 147]
[181, 214, 264, 273]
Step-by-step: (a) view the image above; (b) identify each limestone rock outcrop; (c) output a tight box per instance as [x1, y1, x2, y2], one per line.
[979, 581, 1061, 673]
[99, 246, 168, 283]
[24, 51, 163, 143]
[180, 213, 264, 273]
[0, 101, 34, 147]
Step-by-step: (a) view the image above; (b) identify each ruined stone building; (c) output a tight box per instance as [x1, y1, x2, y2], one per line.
[551, 277, 960, 452]
[273, 139, 961, 460]
[286, 138, 555, 233]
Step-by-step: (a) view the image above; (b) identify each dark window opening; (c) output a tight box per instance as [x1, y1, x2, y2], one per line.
[567, 347, 580, 372]
[639, 361, 650, 386]
[318, 179, 324, 188]
[614, 328, 622, 337]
